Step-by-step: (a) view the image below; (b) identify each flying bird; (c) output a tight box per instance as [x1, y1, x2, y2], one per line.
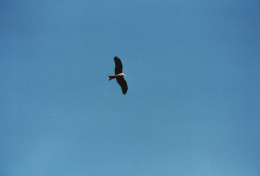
[109, 56, 128, 94]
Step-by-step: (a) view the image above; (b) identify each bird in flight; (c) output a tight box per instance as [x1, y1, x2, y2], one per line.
[109, 56, 128, 94]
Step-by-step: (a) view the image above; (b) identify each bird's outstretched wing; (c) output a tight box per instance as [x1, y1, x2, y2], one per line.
[114, 56, 123, 74]
[116, 77, 128, 94]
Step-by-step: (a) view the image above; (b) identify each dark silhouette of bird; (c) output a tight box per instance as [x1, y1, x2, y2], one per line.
[109, 56, 128, 94]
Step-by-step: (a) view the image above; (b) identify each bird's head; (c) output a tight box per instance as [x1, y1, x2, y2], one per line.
[117, 73, 126, 77]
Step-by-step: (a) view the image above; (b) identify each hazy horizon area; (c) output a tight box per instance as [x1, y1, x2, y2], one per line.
[1, 0, 259, 176]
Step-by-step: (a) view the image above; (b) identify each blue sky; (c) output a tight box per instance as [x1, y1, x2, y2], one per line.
[1, 0, 259, 175]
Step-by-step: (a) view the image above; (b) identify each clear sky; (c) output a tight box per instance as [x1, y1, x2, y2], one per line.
[1, 0, 259, 176]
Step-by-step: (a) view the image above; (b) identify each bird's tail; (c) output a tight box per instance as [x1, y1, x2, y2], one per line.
[109, 76, 115, 80]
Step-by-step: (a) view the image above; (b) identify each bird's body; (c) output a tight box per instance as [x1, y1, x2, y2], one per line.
[109, 73, 126, 80]
[109, 57, 128, 94]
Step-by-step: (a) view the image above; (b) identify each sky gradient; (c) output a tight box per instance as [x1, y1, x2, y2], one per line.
[1, 0, 259, 176]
